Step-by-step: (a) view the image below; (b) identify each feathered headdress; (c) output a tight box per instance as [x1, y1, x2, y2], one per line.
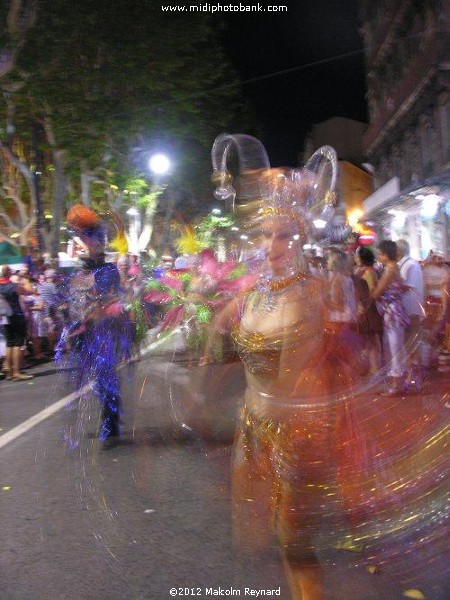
[66, 204, 128, 255]
[175, 224, 206, 256]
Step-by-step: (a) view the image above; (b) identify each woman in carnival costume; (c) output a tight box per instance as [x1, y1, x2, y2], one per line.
[201, 134, 345, 600]
[58, 204, 130, 444]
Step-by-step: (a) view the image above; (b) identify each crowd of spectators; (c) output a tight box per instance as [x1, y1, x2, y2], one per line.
[0, 263, 67, 379]
[0, 252, 147, 379]
[1, 241, 449, 389]
[317, 241, 449, 394]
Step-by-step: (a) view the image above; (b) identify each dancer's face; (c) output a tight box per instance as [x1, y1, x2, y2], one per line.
[79, 233, 104, 258]
[260, 217, 301, 275]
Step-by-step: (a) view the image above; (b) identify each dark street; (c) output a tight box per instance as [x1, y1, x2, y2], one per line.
[1, 338, 448, 599]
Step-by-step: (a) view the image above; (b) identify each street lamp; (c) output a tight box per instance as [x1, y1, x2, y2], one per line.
[148, 153, 171, 176]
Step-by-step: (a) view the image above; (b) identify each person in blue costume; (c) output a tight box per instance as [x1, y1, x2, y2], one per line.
[58, 205, 129, 444]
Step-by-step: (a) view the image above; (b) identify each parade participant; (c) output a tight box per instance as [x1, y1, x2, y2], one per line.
[127, 253, 143, 280]
[60, 205, 128, 443]
[202, 134, 341, 600]
[371, 240, 409, 395]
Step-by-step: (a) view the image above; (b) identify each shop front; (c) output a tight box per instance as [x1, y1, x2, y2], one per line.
[362, 174, 450, 260]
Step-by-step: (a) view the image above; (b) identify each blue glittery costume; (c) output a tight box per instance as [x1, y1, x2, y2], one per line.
[58, 257, 130, 441]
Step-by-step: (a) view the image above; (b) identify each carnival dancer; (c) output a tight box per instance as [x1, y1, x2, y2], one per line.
[201, 134, 345, 600]
[59, 205, 129, 443]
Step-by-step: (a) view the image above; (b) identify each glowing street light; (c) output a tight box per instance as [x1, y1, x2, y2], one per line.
[148, 153, 170, 176]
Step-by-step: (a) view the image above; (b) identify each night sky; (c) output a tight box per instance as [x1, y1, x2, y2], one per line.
[217, 0, 367, 166]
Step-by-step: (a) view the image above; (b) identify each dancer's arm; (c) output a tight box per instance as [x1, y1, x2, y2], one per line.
[199, 296, 240, 366]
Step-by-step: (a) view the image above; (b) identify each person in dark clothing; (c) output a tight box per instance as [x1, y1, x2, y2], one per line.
[0, 265, 34, 380]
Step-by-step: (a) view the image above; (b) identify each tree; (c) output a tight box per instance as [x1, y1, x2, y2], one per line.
[0, 140, 35, 247]
[0, 0, 256, 253]
[0, 0, 36, 79]
[0, 1, 37, 248]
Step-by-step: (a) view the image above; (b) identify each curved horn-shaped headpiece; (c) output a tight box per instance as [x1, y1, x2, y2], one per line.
[211, 133, 273, 213]
[211, 133, 338, 237]
[303, 145, 338, 216]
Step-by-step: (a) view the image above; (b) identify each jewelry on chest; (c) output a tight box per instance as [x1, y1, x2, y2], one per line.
[253, 271, 307, 313]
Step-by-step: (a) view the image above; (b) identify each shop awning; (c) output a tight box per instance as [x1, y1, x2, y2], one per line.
[0, 240, 22, 265]
[362, 171, 450, 221]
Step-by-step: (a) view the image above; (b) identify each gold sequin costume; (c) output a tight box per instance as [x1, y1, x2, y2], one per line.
[230, 274, 344, 565]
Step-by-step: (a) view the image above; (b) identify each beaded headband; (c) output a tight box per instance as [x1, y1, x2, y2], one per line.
[257, 206, 308, 239]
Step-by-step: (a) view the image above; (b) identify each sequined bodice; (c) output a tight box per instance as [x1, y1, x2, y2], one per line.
[69, 272, 94, 322]
[69, 262, 121, 322]
[232, 325, 283, 376]
[231, 280, 323, 382]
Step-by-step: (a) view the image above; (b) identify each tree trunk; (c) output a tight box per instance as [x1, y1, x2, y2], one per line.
[0, 142, 37, 245]
[81, 171, 94, 206]
[42, 116, 68, 258]
[51, 153, 67, 258]
[138, 203, 157, 252]
[43, 117, 67, 259]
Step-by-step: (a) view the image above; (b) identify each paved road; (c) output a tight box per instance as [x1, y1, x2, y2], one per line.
[0, 339, 448, 599]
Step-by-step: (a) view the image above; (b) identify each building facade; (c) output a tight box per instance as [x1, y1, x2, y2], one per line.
[303, 117, 368, 166]
[360, 0, 450, 258]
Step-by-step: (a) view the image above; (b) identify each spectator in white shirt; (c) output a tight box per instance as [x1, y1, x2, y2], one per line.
[397, 239, 424, 383]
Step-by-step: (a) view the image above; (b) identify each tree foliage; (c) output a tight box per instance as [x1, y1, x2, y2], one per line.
[0, 0, 255, 251]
